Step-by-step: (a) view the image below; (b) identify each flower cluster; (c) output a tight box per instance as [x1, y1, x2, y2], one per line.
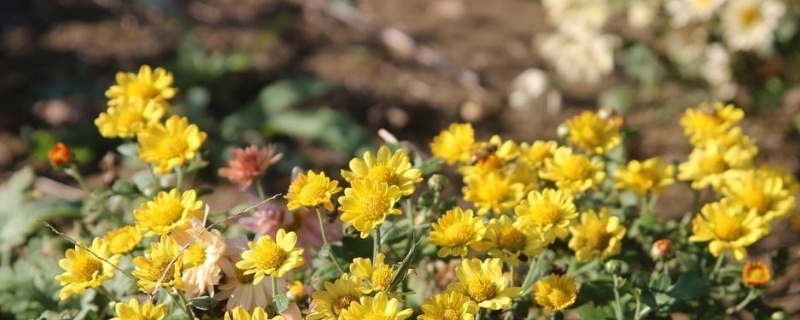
[49, 66, 795, 319]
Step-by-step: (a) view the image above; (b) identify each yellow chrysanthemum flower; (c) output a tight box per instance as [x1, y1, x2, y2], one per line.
[286, 170, 342, 211]
[742, 261, 771, 288]
[539, 147, 606, 195]
[95, 97, 167, 138]
[133, 189, 204, 236]
[350, 253, 396, 293]
[722, 169, 795, 220]
[138, 115, 207, 174]
[481, 215, 545, 267]
[104, 225, 143, 254]
[339, 179, 402, 238]
[341, 146, 422, 196]
[430, 207, 487, 258]
[689, 199, 769, 260]
[132, 235, 184, 293]
[106, 65, 176, 107]
[419, 291, 479, 320]
[519, 140, 558, 169]
[679, 102, 744, 145]
[224, 306, 285, 320]
[308, 274, 364, 320]
[111, 298, 168, 320]
[514, 189, 578, 243]
[678, 131, 757, 190]
[568, 208, 626, 263]
[565, 110, 622, 155]
[462, 172, 525, 216]
[760, 164, 800, 194]
[533, 274, 578, 313]
[447, 258, 522, 310]
[431, 123, 476, 165]
[614, 158, 675, 196]
[237, 229, 305, 284]
[340, 292, 413, 320]
[55, 238, 121, 300]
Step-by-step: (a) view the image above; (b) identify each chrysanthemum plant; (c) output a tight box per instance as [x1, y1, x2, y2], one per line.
[45, 67, 797, 320]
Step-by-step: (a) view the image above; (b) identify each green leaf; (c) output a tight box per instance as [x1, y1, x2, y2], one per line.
[259, 77, 333, 114]
[577, 305, 615, 319]
[189, 296, 215, 310]
[267, 108, 369, 154]
[576, 279, 616, 305]
[273, 294, 290, 313]
[668, 270, 708, 300]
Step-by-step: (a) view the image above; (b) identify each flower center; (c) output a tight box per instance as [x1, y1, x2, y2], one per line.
[739, 5, 762, 27]
[466, 276, 496, 302]
[363, 195, 390, 221]
[368, 165, 397, 186]
[72, 255, 102, 281]
[126, 80, 158, 99]
[149, 254, 177, 283]
[235, 265, 255, 284]
[579, 126, 601, 146]
[254, 241, 287, 271]
[548, 288, 572, 308]
[184, 244, 207, 267]
[713, 215, 743, 241]
[531, 202, 561, 226]
[700, 154, 727, 173]
[747, 268, 766, 282]
[371, 266, 394, 289]
[561, 156, 590, 180]
[332, 296, 356, 316]
[498, 226, 527, 252]
[441, 309, 460, 320]
[151, 198, 184, 227]
[584, 227, 612, 251]
[444, 221, 474, 246]
[743, 191, 770, 214]
[117, 107, 145, 128]
[156, 134, 189, 160]
[299, 183, 327, 203]
[478, 178, 509, 202]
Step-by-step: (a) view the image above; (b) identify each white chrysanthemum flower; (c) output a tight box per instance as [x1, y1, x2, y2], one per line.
[542, 0, 609, 35]
[509, 68, 548, 110]
[702, 43, 738, 100]
[628, 0, 659, 29]
[721, 0, 785, 52]
[537, 31, 618, 84]
[666, 0, 726, 26]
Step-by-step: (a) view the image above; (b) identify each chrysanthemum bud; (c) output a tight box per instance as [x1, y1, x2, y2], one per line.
[428, 174, 449, 192]
[556, 124, 569, 139]
[771, 311, 788, 320]
[651, 239, 672, 259]
[48, 142, 72, 167]
[604, 260, 623, 274]
[742, 261, 771, 288]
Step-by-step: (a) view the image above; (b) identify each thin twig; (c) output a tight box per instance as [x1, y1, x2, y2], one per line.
[41, 221, 136, 280]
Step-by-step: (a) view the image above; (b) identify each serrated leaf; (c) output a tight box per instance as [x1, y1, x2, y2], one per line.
[189, 296, 215, 310]
[668, 270, 708, 300]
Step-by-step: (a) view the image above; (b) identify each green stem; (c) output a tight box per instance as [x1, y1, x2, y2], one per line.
[510, 265, 516, 287]
[521, 257, 539, 294]
[255, 179, 266, 200]
[314, 208, 345, 273]
[149, 165, 161, 190]
[373, 227, 382, 262]
[727, 289, 757, 315]
[271, 277, 279, 297]
[633, 289, 642, 320]
[171, 290, 194, 320]
[97, 286, 120, 303]
[67, 164, 91, 192]
[711, 253, 726, 282]
[612, 273, 625, 320]
[176, 167, 184, 191]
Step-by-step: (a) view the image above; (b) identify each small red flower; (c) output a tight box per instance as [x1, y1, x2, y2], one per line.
[218, 145, 283, 190]
[650, 239, 672, 259]
[48, 142, 72, 166]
